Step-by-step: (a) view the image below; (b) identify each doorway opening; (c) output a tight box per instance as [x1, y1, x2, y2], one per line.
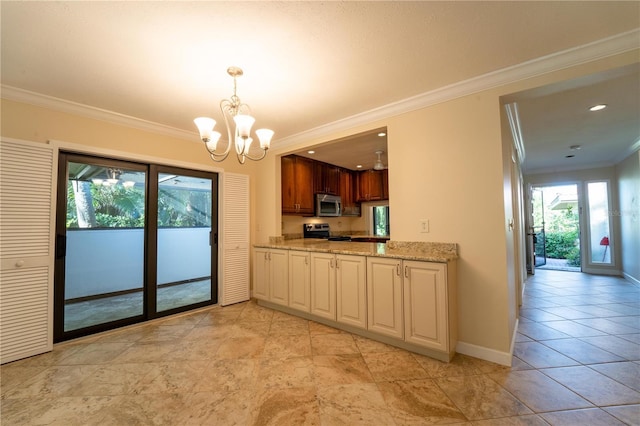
[531, 184, 581, 272]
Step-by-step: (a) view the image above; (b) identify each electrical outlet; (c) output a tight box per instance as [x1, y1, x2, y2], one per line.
[420, 219, 429, 233]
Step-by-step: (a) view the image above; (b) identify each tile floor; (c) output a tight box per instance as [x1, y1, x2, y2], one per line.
[1, 269, 639, 425]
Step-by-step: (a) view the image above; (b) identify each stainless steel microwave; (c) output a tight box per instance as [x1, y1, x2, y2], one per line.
[316, 194, 342, 217]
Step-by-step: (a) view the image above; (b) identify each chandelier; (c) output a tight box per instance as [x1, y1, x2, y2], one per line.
[194, 66, 274, 164]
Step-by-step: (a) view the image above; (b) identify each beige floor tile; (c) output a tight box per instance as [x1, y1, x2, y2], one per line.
[263, 334, 312, 358]
[489, 369, 592, 412]
[232, 320, 272, 338]
[353, 334, 402, 353]
[183, 389, 254, 425]
[193, 358, 257, 392]
[67, 363, 157, 396]
[215, 336, 266, 359]
[136, 360, 208, 394]
[2, 365, 101, 399]
[29, 395, 124, 426]
[540, 338, 625, 364]
[269, 318, 310, 336]
[57, 342, 133, 365]
[436, 375, 533, 420]
[94, 392, 191, 425]
[540, 407, 627, 425]
[257, 356, 314, 388]
[413, 353, 481, 378]
[317, 383, 396, 425]
[111, 341, 183, 363]
[377, 378, 467, 424]
[362, 351, 429, 381]
[308, 321, 344, 335]
[310, 333, 359, 355]
[249, 386, 321, 426]
[0, 364, 48, 397]
[312, 354, 374, 385]
[182, 323, 234, 340]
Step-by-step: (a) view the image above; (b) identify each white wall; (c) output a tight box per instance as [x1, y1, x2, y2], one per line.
[616, 150, 640, 283]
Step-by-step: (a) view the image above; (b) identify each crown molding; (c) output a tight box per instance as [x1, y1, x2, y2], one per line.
[0, 85, 197, 142]
[2, 29, 638, 147]
[276, 28, 640, 149]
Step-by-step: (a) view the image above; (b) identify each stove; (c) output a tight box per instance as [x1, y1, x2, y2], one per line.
[303, 223, 351, 241]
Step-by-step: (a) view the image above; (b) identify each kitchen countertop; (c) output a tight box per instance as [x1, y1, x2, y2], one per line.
[254, 239, 458, 263]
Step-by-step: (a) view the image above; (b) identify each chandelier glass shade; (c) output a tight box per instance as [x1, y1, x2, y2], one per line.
[194, 67, 274, 164]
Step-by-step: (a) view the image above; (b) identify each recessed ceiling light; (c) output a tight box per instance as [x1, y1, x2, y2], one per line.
[307, 150, 315, 154]
[378, 132, 386, 137]
[569, 145, 581, 150]
[589, 104, 607, 112]
[356, 164, 363, 168]
[565, 154, 575, 158]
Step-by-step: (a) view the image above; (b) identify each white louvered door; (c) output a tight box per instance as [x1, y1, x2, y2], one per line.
[220, 173, 250, 306]
[0, 139, 56, 364]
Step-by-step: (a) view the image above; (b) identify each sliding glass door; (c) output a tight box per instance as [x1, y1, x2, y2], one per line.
[55, 154, 218, 342]
[150, 167, 218, 314]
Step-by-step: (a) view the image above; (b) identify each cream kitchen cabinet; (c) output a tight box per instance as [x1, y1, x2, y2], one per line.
[403, 260, 456, 354]
[366, 257, 404, 339]
[252, 248, 289, 306]
[311, 252, 368, 326]
[310, 252, 337, 320]
[335, 254, 367, 329]
[288, 250, 311, 312]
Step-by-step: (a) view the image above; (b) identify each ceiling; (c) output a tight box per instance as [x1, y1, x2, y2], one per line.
[2, 2, 639, 173]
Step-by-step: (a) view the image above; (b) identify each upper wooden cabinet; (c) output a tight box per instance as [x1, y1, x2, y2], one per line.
[339, 168, 360, 216]
[314, 162, 340, 195]
[282, 155, 315, 215]
[356, 169, 389, 202]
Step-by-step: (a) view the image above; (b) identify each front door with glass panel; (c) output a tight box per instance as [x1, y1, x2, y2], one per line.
[55, 154, 218, 342]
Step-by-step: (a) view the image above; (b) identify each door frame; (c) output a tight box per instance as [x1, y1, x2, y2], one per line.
[54, 151, 219, 342]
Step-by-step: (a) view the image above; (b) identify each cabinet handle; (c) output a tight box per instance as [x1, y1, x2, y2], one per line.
[268, 252, 272, 261]
[405, 265, 409, 278]
[264, 252, 268, 261]
[396, 264, 401, 276]
[330, 258, 335, 268]
[336, 259, 340, 269]
[305, 256, 309, 265]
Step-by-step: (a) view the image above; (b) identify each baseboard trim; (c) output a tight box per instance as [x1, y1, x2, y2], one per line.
[623, 272, 640, 285]
[456, 340, 512, 367]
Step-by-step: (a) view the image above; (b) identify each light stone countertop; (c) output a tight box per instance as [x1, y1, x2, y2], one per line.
[254, 238, 458, 263]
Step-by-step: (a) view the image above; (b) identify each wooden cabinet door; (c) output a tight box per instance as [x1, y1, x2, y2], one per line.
[282, 155, 314, 215]
[269, 249, 289, 306]
[295, 157, 315, 214]
[367, 257, 403, 339]
[281, 156, 297, 214]
[314, 162, 340, 195]
[403, 261, 448, 352]
[357, 170, 379, 201]
[339, 169, 359, 216]
[289, 250, 311, 312]
[336, 255, 367, 329]
[253, 248, 270, 300]
[310, 252, 336, 320]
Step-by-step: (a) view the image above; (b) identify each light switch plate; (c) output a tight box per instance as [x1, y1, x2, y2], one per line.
[420, 219, 429, 233]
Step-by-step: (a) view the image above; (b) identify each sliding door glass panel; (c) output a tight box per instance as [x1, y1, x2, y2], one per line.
[64, 161, 146, 332]
[587, 181, 612, 264]
[156, 173, 212, 312]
